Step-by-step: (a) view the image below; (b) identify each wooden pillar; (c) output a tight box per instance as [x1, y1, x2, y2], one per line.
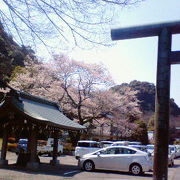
[50, 131, 60, 165]
[153, 28, 171, 180]
[0, 127, 8, 166]
[26, 127, 39, 170]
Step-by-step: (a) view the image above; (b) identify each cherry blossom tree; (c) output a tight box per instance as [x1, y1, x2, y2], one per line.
[10, 60, 65, 102]
[10, 54, 142, 142]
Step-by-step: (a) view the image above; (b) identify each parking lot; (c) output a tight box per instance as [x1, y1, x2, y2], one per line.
[0, 152, 179, 180]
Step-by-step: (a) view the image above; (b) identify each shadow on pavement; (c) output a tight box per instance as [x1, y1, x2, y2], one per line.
[1, 162, 154, 178]
[173, 164, 180, 168]
[1, 162, 83, 178]
[87, 169, 153, 178]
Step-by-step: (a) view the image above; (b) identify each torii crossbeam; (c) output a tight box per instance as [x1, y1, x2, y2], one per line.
[111, 21, 180, 180]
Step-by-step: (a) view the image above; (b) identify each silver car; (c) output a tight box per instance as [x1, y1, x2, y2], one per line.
[78, 146, 153, 175]
[168, 150, 174, 167]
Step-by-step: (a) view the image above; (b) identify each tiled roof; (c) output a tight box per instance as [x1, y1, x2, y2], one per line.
[7, 90, 86, 130]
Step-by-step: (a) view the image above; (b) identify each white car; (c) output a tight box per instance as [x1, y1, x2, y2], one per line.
[146, 144, 174, 167]
[75, 140, 101, 159]
[175, 145, 180, 158]
[78, 146, 153, 175]
[129, 141, 142, 145]
[129, 145, 148, 152]
[147, 144, 154, 154]
[111, 141, 129, 146]
[100, 141, 114, 147]
[168, 147, 174, 167]
[169, 145, 177, 159]
[37, 138, 63, 156]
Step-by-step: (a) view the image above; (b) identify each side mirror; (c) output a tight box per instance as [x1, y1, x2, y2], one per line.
[97, 152, 101, 156]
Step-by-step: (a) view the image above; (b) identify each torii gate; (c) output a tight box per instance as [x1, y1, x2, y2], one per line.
[111, 21, 180, 180]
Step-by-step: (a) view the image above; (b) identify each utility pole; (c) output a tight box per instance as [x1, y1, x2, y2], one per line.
[111, 21, 180, 180]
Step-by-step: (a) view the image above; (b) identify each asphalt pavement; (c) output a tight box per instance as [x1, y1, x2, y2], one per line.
[0, 152, 179, 180]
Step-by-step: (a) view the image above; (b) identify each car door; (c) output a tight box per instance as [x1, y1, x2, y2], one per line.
[111, 147, 137, 171]
[107, 147, 126, 170]
[93, 147, 136, 171]
[97, 147, 121, 170]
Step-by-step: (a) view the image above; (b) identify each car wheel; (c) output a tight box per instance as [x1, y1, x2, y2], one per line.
[130, 163, 142, 175]
[83, 160, 95, 171]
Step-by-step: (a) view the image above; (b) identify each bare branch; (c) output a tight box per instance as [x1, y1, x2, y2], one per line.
[0, 0, 142, 50]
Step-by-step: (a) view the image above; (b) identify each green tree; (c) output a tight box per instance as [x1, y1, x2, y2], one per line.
[0, 23, 37, 86]
[131, 120, 149, 145]
[148, 113, 155, 131]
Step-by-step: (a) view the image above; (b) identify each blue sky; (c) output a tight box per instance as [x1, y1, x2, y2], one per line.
[69, 0, 180, 107]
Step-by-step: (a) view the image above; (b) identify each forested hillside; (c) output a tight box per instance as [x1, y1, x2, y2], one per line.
[112, 80, 180, 116]
[0, 24, 35, 86]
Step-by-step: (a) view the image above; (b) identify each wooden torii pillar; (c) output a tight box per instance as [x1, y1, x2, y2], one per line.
[111, 21, 180, 180]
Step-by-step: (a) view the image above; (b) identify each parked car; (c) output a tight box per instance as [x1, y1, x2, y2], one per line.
[147, 144, 154, 154]
[75, 140, 101, 159]
[111, 141, 129, 146]
[146, 144, 174, 167]
[100, 141, 114, 148]
[169, 145, 177, 159]
[78, 146, 153, 175]
[168, 147, 174, 167]
[16, 139, 28, 154]
[16, 138, 63, 156]
[129, 145, 148, 152]
[37, 138, 63, 156]
[175, 145, 180, 158]
[129, 141, 142, 145]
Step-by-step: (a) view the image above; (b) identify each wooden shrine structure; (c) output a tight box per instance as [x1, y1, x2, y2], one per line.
[0, 88, 85, 170]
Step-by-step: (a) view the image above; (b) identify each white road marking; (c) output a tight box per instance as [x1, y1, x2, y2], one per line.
[63, 170, 79, 175]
